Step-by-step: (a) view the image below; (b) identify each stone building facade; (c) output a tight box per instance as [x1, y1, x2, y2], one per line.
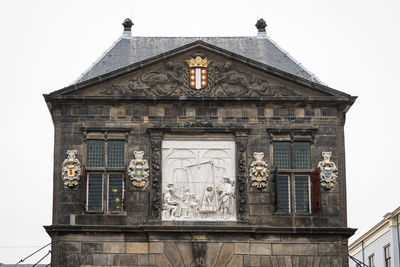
[44, 19, 356, 267]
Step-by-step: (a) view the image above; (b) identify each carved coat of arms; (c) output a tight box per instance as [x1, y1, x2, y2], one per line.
[318, 151, 338, 191]
[184, 56, 213, 93]
[249, 152, 269, 190]
[128, 151, 149, 190]
[61, 150, 82, 188]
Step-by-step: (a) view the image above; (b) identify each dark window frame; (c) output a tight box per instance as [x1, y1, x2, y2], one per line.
[83, 129, 129, 213]
[267, 128, 317, 215]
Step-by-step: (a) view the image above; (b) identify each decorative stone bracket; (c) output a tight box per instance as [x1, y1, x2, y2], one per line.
[192, 234, 207, 267]
[61, 150, 81, 188]
[318, 151, 338, 191]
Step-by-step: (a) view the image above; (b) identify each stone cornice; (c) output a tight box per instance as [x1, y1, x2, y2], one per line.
[44, 224, 356, 238]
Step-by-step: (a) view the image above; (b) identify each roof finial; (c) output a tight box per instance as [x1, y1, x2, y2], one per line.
[255, 18, 267, 38]
[122, 18, 133, 37]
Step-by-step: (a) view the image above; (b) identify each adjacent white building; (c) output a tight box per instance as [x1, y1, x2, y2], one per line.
[349, 206, 400, 267]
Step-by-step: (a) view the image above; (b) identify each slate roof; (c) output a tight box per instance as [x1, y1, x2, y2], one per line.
[74, 36, 324, 85]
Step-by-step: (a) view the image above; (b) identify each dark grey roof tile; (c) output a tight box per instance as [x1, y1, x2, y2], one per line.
[75, 36, 323, 85]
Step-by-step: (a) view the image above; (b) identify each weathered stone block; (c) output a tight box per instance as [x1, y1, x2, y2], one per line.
[149, 242, 164, 254]
[103, 242, 125, 253]
[92, 253, 114, 265]
[260, 256, 273, 266]
[205, 242, 223, 267]
[244, 255, 261, 266]
[59, 241, 81, 252]
[137, 254, 149, 265]
[228, 254, 243, 267]
[235, 242, 249, 254]
[265, 108, 273, 117]
[215, 243, 234, 267]
[126, 242, 149, 254]
[113, 254, 138, 265]
[73, 254, 92, 265]
[81, 242, 103, 253]
[176, 242, 193, 266]
[155, 254, 173, 267]
[164, 242, 184, 267]
[249, 243, 271, 255]
[318, 243, 341, 256]
[272, 244, 318, 256]
[295, 108, 305, 117]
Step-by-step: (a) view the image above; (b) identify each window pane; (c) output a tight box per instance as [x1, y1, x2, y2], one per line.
[87, 140, 104, 167]
[108, 140, 124, 168]
[108, 173, 124, 212]
[295, 175, 310, 213]
[276, 176, 290, 213]
[294, 142, 310, 169]
[87, 173, 103, 211]
[368, 254, 374, 267]
[273, 142, 291, 169]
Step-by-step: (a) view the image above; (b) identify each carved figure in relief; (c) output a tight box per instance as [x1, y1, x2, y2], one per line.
[201, 185, 215, 210]
[214, 61, 254, 96]
[141, 62, 184, 96]
[190, 193, 201, 217]
[162, 142, 236, 221]
[318, 151, 338, 191]
[217, 177, 234, 219]
[128, 151, 150, 190]
[61, 150, 81, 188]
[163, 184, 182, 218]
[249, 152, 269, 190]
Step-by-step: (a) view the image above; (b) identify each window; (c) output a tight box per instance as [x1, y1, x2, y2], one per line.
[384, 245, 391, 267]
[86, 139, 125, 212]
[273, 141, 312, 214]
[368, 254, 375, 267]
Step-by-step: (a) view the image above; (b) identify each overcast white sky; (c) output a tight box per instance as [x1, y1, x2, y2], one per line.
[0, 0, 399, 264]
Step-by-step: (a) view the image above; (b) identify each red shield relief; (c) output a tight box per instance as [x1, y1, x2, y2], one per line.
[189, 67, 207, 89]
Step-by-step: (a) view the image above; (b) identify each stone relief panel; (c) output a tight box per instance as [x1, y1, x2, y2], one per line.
[128, 151, 149, 190]
[249, 152, 269, 190]
[61, 150, 81, 188]
[162, 141, 236, 221]
[97, 59, 302, 98]
[318, 151, 338, 191]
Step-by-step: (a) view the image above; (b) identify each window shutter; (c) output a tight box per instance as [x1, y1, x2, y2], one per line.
[272, 167, 279, 212]
[312, 168, 321, 212]
[82, 166, 87, 209]
[123, 166, 126, 210]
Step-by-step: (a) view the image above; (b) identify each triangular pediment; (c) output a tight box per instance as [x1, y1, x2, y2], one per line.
[48, 41, 351, 99]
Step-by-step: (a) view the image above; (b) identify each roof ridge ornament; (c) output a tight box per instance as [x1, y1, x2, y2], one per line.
[122, 18, 133, 37]
[255, 18, 267, 38]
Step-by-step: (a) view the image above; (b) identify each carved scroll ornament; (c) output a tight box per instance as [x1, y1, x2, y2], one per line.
[236, 139, 247, 220]
[150, 138, 162, 219]
[128, 151, 149, 190]
[152, 120, 243, 129]
[249, 152, 269, 190]
[98, 60, 301, 98]
[318, 151, 338, 191]
[61, 150, 81, 188]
